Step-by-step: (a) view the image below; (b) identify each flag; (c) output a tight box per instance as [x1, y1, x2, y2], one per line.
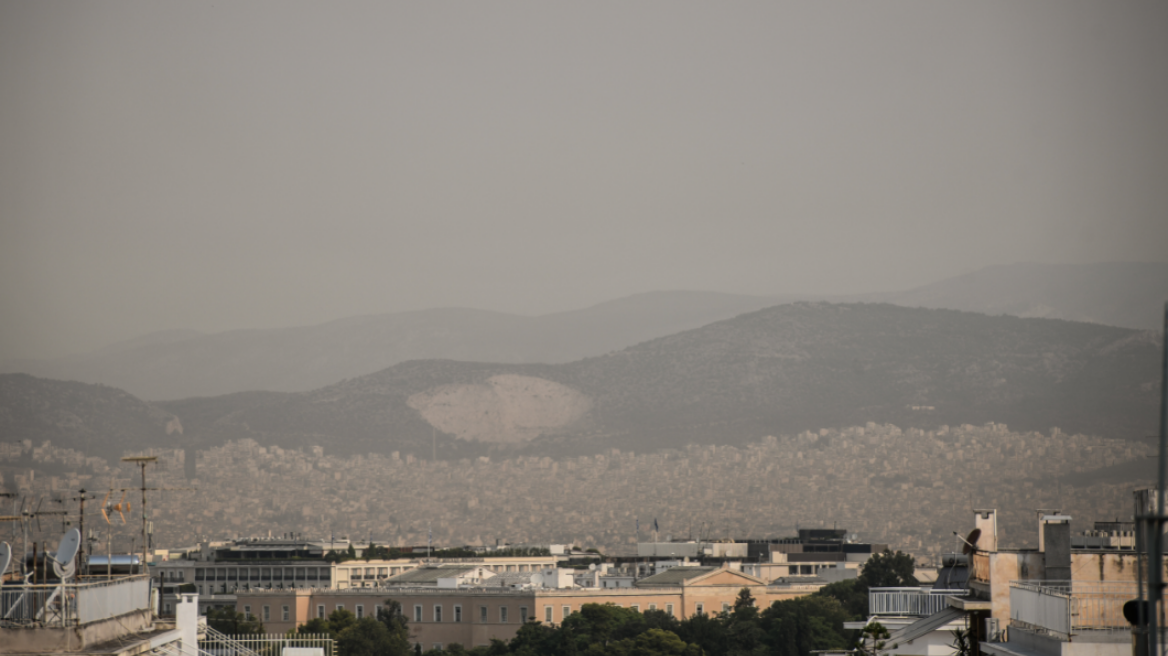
[636, 518, 640, 533]
[653, 518, 659, 532]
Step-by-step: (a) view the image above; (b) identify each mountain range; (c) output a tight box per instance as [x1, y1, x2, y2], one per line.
[2, 262, 1165, 401]
[2, 302, 1159, 462]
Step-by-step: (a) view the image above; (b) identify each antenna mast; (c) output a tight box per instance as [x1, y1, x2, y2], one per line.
[121, 456, 158, 574]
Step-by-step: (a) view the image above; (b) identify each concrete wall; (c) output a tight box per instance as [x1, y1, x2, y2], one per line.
[0, 609, 153, 654]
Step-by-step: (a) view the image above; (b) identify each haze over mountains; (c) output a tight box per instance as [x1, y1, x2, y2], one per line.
[2, 302, 1159, 464]
[2, 262, 1165, 401]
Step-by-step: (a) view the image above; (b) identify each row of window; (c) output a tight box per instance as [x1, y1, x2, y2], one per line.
[251, 601, 700, 625]
[193, 567, 328, 581]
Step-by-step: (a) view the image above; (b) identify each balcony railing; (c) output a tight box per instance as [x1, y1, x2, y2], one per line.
[1009, 580, 1139, 639]
[0, 575, 151, 628]
[970, 552, 990, 584]
[869, 588, 967, 617]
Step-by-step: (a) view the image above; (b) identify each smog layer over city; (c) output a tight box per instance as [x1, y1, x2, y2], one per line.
[1, 2, 1167, 655]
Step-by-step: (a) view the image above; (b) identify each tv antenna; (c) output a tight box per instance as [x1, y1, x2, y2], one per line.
[119, 455, 196, 573]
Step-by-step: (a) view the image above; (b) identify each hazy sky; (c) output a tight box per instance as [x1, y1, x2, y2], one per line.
[2, 1, 1166, 360]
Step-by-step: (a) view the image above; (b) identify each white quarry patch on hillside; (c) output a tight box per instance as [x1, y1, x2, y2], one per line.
[407, 374, 592, 443]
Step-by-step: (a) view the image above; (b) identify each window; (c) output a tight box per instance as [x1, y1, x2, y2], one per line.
[562, 605, 571, 620]
[434, 605, 442, 622]
[317, 605, 325, 619]
[666, 604, 674, 617]
[544, 606, 553, 623]
[336, 604, 345, 613]
[500, 607, 508, 623]
[695, 603, 704, 616]
[414, 605, 423, 622]
[454, 605, 462, 623]
[243, 605, 251, 618]
[356, 605, 364, 619]
[282, 606, 290, 621]
[649, 604, 657, 611]
[263, 606, 270, 621]
[722, 602, 730, 613]
[520, 607, 528, 623]
[631, 605, 639, 612]
[164, 603, 171, 615]
[480, 606, 488, 622]
[433, 645, 442, 651]
[376, 605, 383, 619]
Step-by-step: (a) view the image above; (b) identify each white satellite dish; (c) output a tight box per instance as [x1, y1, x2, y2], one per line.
[51, 529, 80, 580]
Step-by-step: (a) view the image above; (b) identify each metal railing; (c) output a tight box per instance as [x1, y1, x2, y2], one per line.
[200, 630, 333, 656]
[869, 588, 966, 617]
[1009, 580, 1140, 638]
[0, 575, 150, 628]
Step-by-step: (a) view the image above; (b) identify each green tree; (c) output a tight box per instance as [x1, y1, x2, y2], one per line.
[855, 621, 894, 656]
[675, 611, 727, 656]
[724, 589, 766, 656]
[207, 607, 265, 635]
[337, 617, 397, 656]
[609, 628, 704, 656]
[761, 594, 854, 656]
[858, 550, 917, 589]
[815, 579, 868, 620]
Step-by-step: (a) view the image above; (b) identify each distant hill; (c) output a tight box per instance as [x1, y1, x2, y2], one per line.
[861, 261, 1168, 329]
[2, 261, 1163, 401]
[0, 373, 182, 457]
[150, 303, 1161, 459]
[0, 292, 796, 400]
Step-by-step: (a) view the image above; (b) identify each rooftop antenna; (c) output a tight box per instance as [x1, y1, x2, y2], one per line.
[121, 456, 157, 572]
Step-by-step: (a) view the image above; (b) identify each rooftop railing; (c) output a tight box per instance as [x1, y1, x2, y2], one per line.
[0, 575, 151, 628]
[1009, 580, 1139, 639]
[971, 552, 990, 584]
[869, 588, 966, 617]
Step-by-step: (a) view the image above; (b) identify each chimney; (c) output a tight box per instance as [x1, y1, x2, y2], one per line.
[1041, 515, 1072, 581]
[974, 509, 998, 552]
[1035, 509, 1062, 552]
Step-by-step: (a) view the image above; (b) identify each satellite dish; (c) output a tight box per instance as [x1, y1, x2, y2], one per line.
[962, 528, 982, 556]
[51, 529, 81, 580]
[588, 563, 597, 571]
[0, 542, 11, 583]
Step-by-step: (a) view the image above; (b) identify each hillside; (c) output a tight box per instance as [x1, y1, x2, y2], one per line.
[0, 373, 182, 456]
[153, 303, 1162, 459]
[1, 293, 793, 400]
[3, 262, 1163, 401]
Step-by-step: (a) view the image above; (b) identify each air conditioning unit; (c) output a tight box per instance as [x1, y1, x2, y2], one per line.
[985, 618, 1003, 642]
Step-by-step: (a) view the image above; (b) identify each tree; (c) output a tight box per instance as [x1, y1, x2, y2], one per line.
[761, 594, 854, 656]
[337, 617, 397, 656]
[724, 589, 766, 656]
[815, 579, 868, 620]
[951, 627, 973, 656]
[855, 621, 894, 656]
[675, 611, 727, 656]
[207, 607, 264, 635]
[858, 550, 917, 590]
